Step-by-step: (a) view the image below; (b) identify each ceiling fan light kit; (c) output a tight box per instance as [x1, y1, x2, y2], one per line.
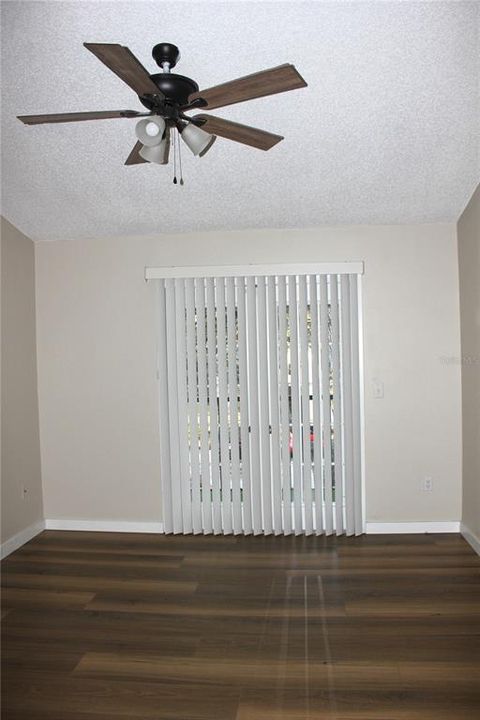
[17, 41, 307, 180]
[178, 121, 217, 157]
[135, 116, 166, 146]
[139, 140, 169, 165]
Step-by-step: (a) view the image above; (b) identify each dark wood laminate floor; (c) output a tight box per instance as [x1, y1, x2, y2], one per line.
[1, 531, 480, 719]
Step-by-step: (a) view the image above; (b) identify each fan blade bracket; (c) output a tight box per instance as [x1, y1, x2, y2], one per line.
[138, 93, 170, 115]
[180, 97, 208, 112]
[120, 110, 152, 118]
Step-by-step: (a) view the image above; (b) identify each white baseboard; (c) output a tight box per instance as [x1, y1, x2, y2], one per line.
[1, 519, 46, 559]
[2, 520, 466, 550]
[461, 523, 480, 556]
[44, 519, 165, 534]
[366, 521, 460, 534]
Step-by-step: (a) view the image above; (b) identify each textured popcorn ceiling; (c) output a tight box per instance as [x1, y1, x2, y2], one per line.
[1, 1, 479, 241]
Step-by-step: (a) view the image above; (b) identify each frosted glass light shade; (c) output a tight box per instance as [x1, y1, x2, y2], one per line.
[135, 117, 166, 147]
[139, 140, 168, 164]
[180, 123, 216, 156]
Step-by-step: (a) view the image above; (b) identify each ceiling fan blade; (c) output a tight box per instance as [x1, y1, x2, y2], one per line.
[188, 64, 307, 110]
[17, 110, 149, 125]
[84, 43, 162, 97]
[194, 114, 283, 150]
[125, 141, 148, 165]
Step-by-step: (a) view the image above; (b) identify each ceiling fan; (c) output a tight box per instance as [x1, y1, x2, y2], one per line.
[17, 42, 307, 172]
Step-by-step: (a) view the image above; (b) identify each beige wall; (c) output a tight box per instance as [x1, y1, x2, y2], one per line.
[35, 223, 462, 525]
[457, 184, 480, 542]
[1, 217, 43, 543]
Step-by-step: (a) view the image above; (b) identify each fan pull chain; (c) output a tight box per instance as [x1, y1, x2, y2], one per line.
[173, 128, 178, 184]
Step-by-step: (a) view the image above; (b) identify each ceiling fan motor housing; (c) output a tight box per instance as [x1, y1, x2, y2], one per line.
[142, 73, 199, 108]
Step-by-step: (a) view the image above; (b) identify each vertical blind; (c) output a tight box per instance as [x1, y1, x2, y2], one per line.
[152, 265, 364, 536]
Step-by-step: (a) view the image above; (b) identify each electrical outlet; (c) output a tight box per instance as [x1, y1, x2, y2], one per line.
[422, 477, 434, 493]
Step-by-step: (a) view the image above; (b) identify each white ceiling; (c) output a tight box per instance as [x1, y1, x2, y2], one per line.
[1, 1, 479, 242]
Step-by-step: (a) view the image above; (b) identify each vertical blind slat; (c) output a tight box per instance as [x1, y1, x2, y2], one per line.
[247, 276, 263, 535]
[310, 275, 323, 534]
[206, 278, 222, 534]
[340, 275, 355, 536]
[185, 278, 202, 534]
[175, 278, 192, 534]
[299, 275, 313, 535]
[320, 276, 333, 535]
[226, 277, 242, 534]
[157, 280, 173, 534]
[237, 277, 253, 534]
[349, 275, 363, 536]
[165, 279, 183, 533]
[216, 277, 233, 534]
[267, 276, 283, 534]
[258, 276, 273, 535]
[277, 276, 292, 535]
[330, 276, 345, 536]
[195, 278, 212, 533]
[289, 276, 303, 534]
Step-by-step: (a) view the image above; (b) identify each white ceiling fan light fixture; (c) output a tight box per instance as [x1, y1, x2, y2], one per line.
[135, 116, 166, 147]
[139, 140, 168, 164]
[179, 121, 217, 157]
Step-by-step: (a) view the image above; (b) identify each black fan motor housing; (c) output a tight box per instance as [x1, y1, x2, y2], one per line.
[140, 73, 199, 108]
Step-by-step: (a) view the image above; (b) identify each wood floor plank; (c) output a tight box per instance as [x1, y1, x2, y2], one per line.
[346, 598, 480, 616]
[236, 701, 480, 720]
[3, 572, 197, 594]
[2, 530, 480, 718]
[74, 652, 407, 689]
[5, 551, 183, 569]
[1, 587, 95, 610]
[2, 675, 240, 719]
[85, 597, 346, 617]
